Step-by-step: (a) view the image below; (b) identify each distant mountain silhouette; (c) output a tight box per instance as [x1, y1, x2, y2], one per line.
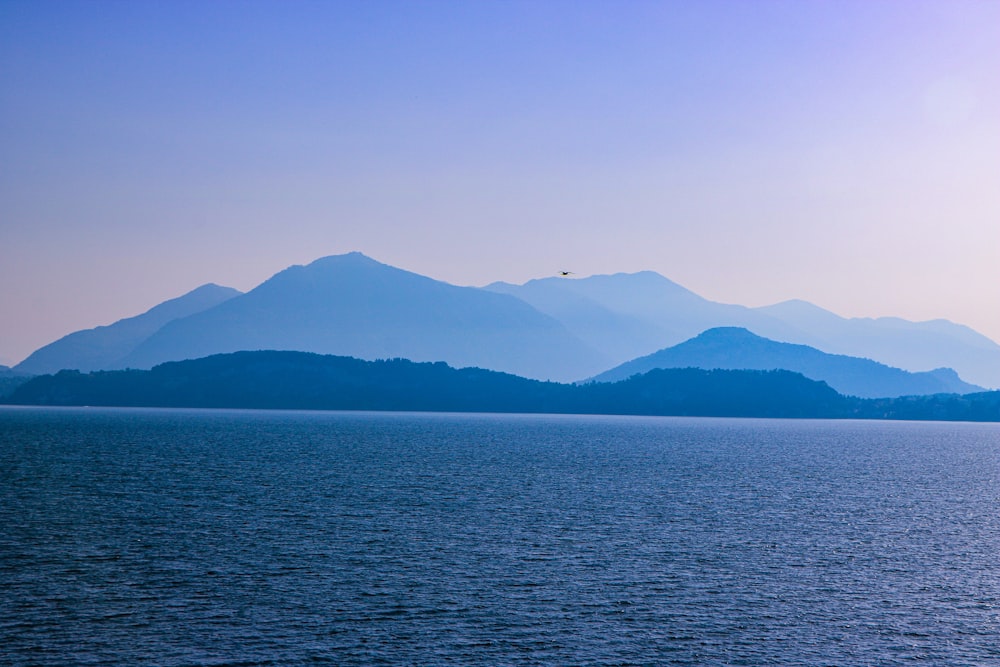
[117, 253, 609, 382]
[15, 253, 1000, 388]
[486, 272, 804, 369]
[489, 273, 1000, 388]
[590, 327, 982, 398]
[754, 300, 1000, 389]
[14, 284, 242, 375]
[7, 350, 998, 421]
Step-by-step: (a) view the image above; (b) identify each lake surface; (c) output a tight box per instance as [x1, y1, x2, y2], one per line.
[2, 407, 999, 665]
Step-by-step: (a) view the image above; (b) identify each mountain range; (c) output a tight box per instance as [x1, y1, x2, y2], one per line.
[488, 272, 1000, 388]
[17, 253, 607, 381]
[13, 252, 1000, 390]
[590, 327, 983, 398]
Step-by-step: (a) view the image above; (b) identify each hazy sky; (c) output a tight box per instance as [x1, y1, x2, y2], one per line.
[2, 0, 998, 366]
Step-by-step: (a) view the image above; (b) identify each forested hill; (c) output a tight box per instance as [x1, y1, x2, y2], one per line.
[5, 350, 1000, 421]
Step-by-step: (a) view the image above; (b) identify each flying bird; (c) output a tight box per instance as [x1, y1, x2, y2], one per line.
[559, 271, 574, 276]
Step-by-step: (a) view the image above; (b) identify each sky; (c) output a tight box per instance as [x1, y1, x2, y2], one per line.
[2, 0, 999, 366]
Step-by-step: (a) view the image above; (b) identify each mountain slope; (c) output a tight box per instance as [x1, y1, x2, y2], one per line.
[5, 350, 851, 418]
[0, 365, 32, 398]
[490, 272, 1000, 389]
[754, 300, 1000, 389]
[119, 253, 608, 382]
[485, 275, 674, 365]
[589, 327, 983, 398]
[8, 349, 998, 421]
[14, 284, 242, 375]
[487, 273, 815, 369]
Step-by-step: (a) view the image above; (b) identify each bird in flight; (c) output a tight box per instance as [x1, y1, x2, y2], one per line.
[559, 271, 574, 276]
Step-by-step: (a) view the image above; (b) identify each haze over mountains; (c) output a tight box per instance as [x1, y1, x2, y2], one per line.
[116, 253, 605, 381]
[754, 299, 1000, 390]
[19, 254, 604, 381]
[486, 272, 805, 365]
[591, 327, 983, 399]
[489, 273, 1000, 389]
[13, 252, 1000, 390]
[15, 284, 242, 375]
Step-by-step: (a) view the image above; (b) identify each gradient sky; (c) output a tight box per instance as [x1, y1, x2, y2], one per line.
[2, 0, 998, 366]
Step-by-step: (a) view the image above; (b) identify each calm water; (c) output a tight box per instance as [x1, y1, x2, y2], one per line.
[2, 407, 999, 666]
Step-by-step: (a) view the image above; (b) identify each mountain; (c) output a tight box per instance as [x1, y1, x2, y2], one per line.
[589, 327, 983, 398]
[7, 350, 998, 422]
[489, 273, 1000, 388]
[754, 300, 1000, 389]
[14, 284, 243, 375]
[117, 253, 609, 382]
[486, 272, 805, 369]
[15, 254, 1000, 388]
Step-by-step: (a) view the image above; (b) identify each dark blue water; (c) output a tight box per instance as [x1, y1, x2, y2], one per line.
[2, 407, 999, 665]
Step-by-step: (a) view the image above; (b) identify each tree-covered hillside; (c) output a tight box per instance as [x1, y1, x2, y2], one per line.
[7, 350, 999, 421]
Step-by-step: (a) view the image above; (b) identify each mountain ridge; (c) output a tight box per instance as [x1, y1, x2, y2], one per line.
[117, 253, 609, 382]
[6, 350, 998, 422]
[13, 252, 1000, 388]
[14, 283, 243, 375]
[590, 327, 983, 398]
[491, 271, 1000, 388]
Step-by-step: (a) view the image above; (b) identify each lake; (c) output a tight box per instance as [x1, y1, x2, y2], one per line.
[2, 407, 999, 665]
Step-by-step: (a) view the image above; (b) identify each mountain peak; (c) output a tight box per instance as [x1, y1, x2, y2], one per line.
[307, 251, 379, 266]
[117, 252, 607, 382]
[248, 252, 436, 301]
[693, 327, 758, 340]
[276, 252, 387, 275]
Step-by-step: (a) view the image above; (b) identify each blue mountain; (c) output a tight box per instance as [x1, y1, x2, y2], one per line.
[15, 254, 1000, 389]
[589, 327, 984, 398]
[14, 283, 242, 375]
[117, 253, 608, 382]
[754, 299, 1000, 389]
[489, 273, 1000, 389]
[486, 272, 804, 369]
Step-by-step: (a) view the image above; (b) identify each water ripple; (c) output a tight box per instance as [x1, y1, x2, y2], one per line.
[2, 408, 999, 665]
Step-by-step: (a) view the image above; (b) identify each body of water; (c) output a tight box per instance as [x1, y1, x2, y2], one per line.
[2, 407, 999, 665]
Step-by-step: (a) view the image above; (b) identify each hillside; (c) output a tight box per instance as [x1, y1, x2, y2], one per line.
[5, 351, 850, 417]
[7, 350, 998, 421]
[14, 284, 242, 375]
[0, 366, 32, 399]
